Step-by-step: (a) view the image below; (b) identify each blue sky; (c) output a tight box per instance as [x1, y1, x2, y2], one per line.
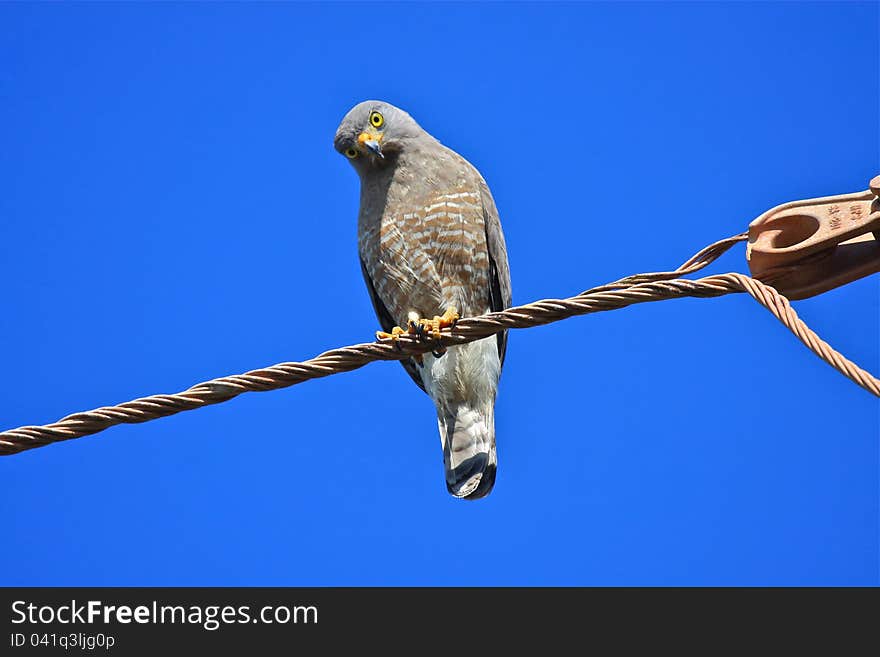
[1, 2, 877, 586]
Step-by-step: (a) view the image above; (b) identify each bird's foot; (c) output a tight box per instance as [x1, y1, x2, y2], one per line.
[410, 306, 459, 340]
[376, 307, 459, 358]
[410, 306, 459, 357]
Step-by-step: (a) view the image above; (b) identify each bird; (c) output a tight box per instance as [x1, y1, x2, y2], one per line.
[334, 100, 512, 499]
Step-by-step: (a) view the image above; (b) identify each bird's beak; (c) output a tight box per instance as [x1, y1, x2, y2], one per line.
[358, 131, 384, 159]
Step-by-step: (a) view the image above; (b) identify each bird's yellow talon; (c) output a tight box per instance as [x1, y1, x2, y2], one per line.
[376, 325, 406, 342]
[440, 306, 460, 326]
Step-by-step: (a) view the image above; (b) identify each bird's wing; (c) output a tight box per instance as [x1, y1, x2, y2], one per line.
[478, 179, 513, 366]
[359, 256, 427, 392]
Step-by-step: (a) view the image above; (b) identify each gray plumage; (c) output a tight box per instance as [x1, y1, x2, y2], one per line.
[334, 100, 511, 499]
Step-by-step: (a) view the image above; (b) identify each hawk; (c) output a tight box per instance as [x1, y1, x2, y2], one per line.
[334, 101, 512, 499]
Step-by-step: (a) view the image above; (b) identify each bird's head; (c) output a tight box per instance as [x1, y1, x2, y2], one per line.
[333, 100, 426, 172]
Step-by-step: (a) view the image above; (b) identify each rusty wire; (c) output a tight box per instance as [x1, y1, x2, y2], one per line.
[1, 232, 876, 456]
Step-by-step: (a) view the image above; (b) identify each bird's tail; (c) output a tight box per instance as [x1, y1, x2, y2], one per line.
[437, 402, 497, 499]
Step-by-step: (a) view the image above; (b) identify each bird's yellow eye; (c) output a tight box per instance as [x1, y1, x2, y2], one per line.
[344, 147, 359, 159]
[369, 111, 384, 128]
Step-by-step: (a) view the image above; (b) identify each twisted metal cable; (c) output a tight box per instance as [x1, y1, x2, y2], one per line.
[1, 233, 876, 456]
